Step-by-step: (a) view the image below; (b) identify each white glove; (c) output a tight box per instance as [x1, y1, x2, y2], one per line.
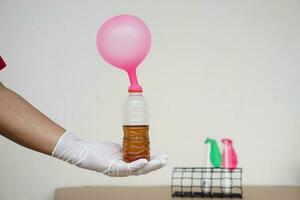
[52, 131, 168, 177]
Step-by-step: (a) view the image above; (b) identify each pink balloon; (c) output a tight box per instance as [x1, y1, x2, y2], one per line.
[96, 15, 151, 92]
[221, 138, 238, 170]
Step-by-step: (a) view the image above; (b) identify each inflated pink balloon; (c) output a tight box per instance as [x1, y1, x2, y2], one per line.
[96, 15, 151, 92]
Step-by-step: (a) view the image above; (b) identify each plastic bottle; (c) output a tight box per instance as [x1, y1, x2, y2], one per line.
[122, 92, 150, 163]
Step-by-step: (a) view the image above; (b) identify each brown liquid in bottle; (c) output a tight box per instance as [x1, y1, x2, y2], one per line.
[123, 125, 150, 163]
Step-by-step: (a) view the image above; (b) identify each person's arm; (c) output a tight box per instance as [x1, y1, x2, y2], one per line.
[0, 82, 65, 155]
[0, 82, 167, 176]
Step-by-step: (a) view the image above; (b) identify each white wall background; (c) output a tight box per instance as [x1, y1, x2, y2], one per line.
[0, 0, 300, 199]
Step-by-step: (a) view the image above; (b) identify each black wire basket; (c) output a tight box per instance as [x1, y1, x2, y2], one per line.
[171, 167, 243, 198]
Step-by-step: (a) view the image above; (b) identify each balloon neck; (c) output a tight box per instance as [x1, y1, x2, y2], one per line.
[221, 138, 233, 145]
[127, 68, 143, 92]
[205, 138, 213, 144]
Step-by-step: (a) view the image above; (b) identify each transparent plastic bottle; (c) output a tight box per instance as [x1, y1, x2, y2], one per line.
[122, 92, 150, 163]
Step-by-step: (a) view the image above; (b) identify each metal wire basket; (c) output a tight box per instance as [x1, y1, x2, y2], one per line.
[171, 167, 243, 198]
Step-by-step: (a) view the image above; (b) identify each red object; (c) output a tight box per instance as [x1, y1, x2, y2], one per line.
[0, 56, 6, 70]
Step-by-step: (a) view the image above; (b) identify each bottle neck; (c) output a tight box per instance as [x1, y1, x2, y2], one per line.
[128, 92, 143, 96]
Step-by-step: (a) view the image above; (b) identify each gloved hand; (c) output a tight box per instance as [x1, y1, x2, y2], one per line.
[52, 131, 168, 177]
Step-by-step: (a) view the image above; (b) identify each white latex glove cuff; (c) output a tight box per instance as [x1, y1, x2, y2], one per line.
[52, 131, 167, 177]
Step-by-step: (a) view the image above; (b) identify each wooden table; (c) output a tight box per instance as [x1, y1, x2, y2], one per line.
[55, 186, 300, 200]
